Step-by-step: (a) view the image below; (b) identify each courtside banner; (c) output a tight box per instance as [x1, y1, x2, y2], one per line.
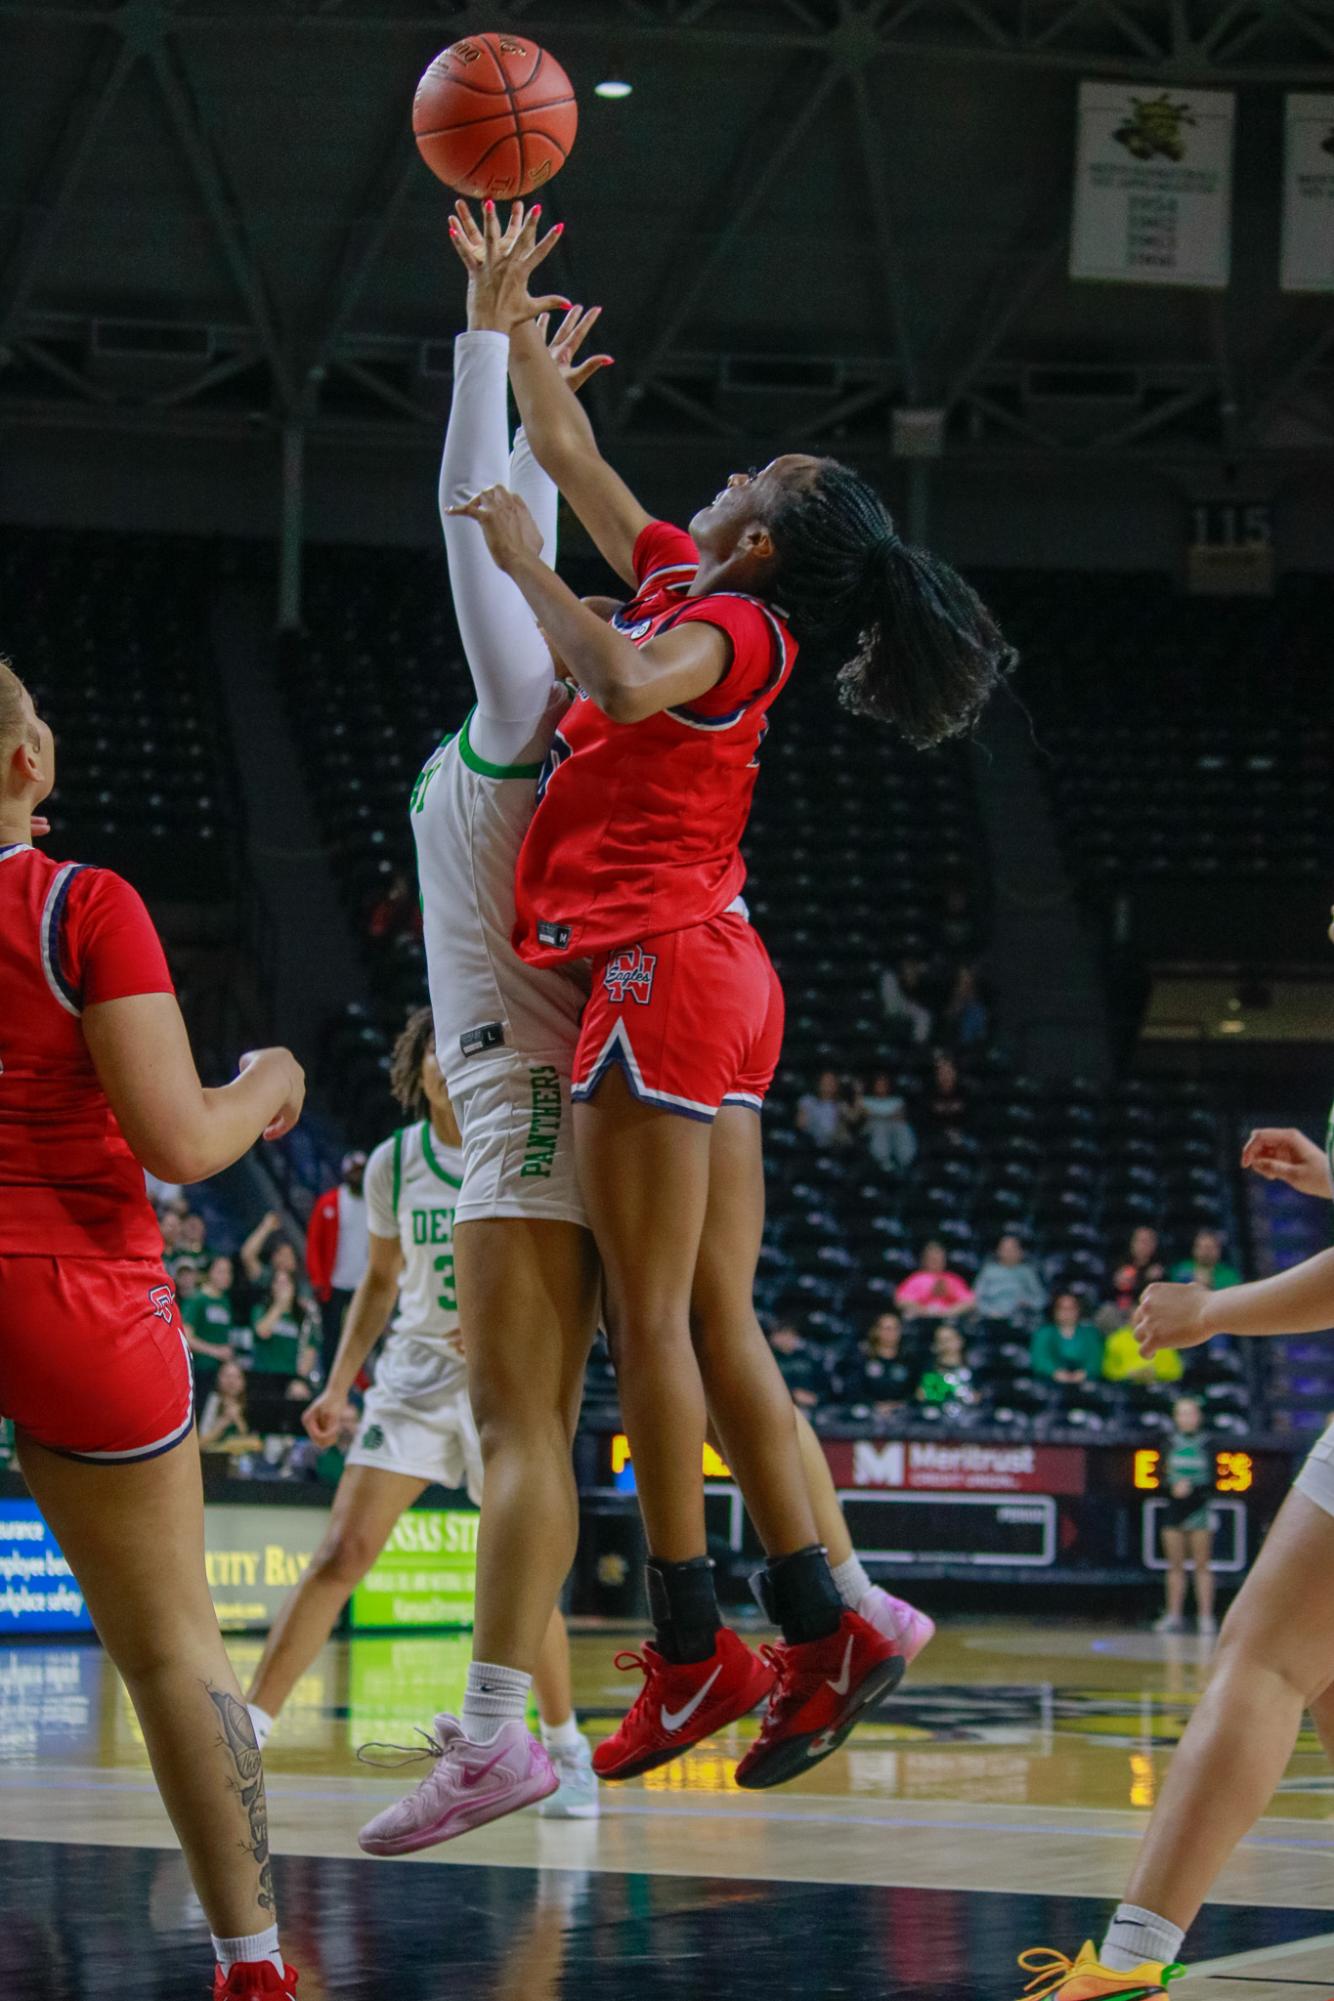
[1281, 94, 1334, 292]
[0, 1502, 91, 1633]
[350, 1509, 478, 1629]
[1070, 81, 1234, 287]
[823, 1439, 1087, 1496]
[203, 1504, 330, 1632]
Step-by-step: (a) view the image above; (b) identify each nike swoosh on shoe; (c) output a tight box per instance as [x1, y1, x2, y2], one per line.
[826, 1637, 855, 1697]
[660, 1663, 723, 1734]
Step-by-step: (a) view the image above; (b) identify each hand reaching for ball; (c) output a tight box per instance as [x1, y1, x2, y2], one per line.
[449, 199, 571, 337]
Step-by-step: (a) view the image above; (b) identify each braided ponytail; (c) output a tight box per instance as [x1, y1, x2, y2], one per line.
[768, 463, 1015, 748]
[388, 1005, 435, 1119]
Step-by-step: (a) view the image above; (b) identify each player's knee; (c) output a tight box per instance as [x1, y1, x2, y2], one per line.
[312, 1523, 380, 1590]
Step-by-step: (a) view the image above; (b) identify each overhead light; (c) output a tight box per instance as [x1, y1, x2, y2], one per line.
[595, 79, 633, 99]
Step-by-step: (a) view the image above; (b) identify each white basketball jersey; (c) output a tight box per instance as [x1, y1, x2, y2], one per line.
[364, 1121, 469, 1396]
[409, 697, 586, 1094]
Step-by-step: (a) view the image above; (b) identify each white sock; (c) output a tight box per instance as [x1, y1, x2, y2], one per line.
[211, 1924, 283, 1976]
[247, 1704, 274, 1751]
[1101, 1905, 1185, 1971]
[540, 1713, 583, 1756]
[460, 1660, 531, 1743]
[831, 1555, 874, 1610]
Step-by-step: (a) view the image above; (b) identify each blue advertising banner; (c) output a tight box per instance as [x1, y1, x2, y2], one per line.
[0, 1502, 92, 1633]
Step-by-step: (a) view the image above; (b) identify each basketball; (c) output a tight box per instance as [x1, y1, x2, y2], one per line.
[413, 34, 578, 202]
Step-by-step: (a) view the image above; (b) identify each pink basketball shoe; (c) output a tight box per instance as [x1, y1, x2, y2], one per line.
[357, 1715, 557, 1856]
[857, 1587, 935, 1665]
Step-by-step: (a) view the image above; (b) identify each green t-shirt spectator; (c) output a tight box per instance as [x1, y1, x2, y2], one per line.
[1030, 1319, 1104, 1381]
[249, 1304, 303, 1376]
[1169, 1258, 1240, 1290]
[183, 1290, 235, 1389]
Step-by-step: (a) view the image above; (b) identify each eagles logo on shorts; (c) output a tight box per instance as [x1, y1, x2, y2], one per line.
[602, 946, 657, 1005]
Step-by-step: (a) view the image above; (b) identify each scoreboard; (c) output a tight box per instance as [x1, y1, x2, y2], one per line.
[597, 1431, 1297, 1585]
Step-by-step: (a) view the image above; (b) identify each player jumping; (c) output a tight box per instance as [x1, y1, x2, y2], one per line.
[244, 1006, 596, 1820]
[0, 658, 305, 2000]
[357, 211, 933, 1855]
[449, 203, 1001, 1790]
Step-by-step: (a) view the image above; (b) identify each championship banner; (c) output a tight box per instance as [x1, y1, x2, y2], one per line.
[1070, 81, 1234, 288]
[1281, 94, 1334, 292]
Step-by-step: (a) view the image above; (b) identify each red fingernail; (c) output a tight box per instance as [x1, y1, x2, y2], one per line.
[552, 221, 565, 236]
[483, 199, 495, 213]
[532, 204, 543, 218]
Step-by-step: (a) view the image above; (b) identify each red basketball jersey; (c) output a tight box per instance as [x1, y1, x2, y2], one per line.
[0, 843, 174, 1258]
[513, 521, 797, 966]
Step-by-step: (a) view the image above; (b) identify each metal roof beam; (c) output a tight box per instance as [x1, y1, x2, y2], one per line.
[145, 32, 295, 406]
[0, 29, 137, 348]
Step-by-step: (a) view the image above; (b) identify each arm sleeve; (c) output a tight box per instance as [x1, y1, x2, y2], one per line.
[363, 1139, 399, 1242]
[439, 331, 557, 762]
[509, 426, 558, 569]
[64, 869, 174, 1006]
[632, 520, 701, 589]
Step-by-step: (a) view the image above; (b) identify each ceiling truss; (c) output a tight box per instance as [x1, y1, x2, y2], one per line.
[0, 0, 1332, 482]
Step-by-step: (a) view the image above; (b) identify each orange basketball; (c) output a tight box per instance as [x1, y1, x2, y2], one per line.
[413, 34, 578, 202]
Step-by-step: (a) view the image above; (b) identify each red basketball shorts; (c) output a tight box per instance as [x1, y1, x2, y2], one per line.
[0, 1256, 195, 1463]
[573, 909, 785, 1122]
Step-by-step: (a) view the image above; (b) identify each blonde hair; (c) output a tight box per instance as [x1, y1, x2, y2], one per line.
[0, 657, 37, 755]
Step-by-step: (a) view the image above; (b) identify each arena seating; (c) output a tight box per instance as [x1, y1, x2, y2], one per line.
[4, 528, 239, 901]
[985, 572, 1334, 956]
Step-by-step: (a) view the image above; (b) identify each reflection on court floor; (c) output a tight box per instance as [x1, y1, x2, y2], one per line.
[3, 1624, 1334, 1997]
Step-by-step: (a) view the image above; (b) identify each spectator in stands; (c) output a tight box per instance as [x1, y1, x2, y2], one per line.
[182, 1254, 238, 1394]
[880, 960, 933, 1046]
[1030, 1291, 1104, 1385]
[199, 1359, 261, 1456]
[860, 1074, 917, 1176]
[1170, 1228, 1240, 1292]
[1102, 1321, 1183, 1386]
[367, 868, 423, 943]
[941, 966, 990, 1050]
[973, 1232, 1047, 1328]
[1110, 1225, 1168, 1316]
[306, 1151, 371, 1372]
[159, 1207, 183, 1265]
[837, 1312, 915, 1419]
[926, 1052, 969, 1131]
[1155, 1396, 1217, 1636]
[170, 1210, 210, 1280]
[767, 1321, 830, 1413]
[249, 1270, 319, 1400]
[237, 1209, 303, 1323]
[796, 1070, 855, 1150]
[916, 1323, 977, 1410]
[897, 1240, 976, 1324]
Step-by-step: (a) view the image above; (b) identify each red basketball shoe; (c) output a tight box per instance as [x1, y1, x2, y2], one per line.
[593, 1626, 776, 1781]
[734, 1609, 903, 1789]
[213, 1962, 299, 1998]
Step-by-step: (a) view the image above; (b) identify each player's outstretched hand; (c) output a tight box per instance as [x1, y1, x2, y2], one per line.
[536, 304, 613, 394]
[448, 198, 570, 335]
[1134, 1280, 1212, 1356]
[446, 483, 544, 572]
[238, 1047, 307, 1143]
[1241, 1126, 1333, 1201]
[302, 1390, 342, 1450]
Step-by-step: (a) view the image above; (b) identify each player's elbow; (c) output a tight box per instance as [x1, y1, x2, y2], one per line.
[135, 1135, 211, 1186]
[598, 679, 649, 725]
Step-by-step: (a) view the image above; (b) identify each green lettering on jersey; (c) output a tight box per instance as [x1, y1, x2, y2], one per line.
[521, 1065, 562, 1179]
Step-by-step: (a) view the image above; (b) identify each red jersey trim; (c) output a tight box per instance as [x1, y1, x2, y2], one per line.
[662, 595, 792, 730]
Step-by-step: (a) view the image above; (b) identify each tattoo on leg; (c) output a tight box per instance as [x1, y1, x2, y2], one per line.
[206, 1683, 276, 1915]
